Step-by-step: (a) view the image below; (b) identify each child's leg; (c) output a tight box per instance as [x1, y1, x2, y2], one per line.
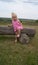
[15, 29, 21, 42]
[15, 29, 21, 37]
[14, 35, 17, 43]
[14, 31, 18, 43]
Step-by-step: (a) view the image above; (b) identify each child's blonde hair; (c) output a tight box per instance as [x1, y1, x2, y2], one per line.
[12, 13, 17, 18]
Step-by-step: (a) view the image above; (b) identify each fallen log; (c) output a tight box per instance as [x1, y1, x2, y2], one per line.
[0, 26, 36, 37]
[0, 26, 36, 44]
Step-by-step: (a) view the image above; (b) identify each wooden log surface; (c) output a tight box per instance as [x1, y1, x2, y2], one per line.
[0, 26, 36, 37]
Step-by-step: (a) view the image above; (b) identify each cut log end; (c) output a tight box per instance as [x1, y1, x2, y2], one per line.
[19, 34, 30, 44]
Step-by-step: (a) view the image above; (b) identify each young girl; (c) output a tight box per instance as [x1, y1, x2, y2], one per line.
[12, 13, 23, 42]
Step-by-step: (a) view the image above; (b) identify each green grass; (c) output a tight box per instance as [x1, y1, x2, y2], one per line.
[0, 24, 38, 65]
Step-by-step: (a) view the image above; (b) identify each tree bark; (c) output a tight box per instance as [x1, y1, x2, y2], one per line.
[0, 26, 36, 37]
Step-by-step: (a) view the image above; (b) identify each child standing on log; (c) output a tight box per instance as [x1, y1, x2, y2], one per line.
[12, 13, 23, 42]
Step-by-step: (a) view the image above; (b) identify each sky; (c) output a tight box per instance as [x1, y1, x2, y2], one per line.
[0, 0, 38, 19]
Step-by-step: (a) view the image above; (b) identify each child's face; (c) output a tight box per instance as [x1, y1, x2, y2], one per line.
[12, 14, 17, 21]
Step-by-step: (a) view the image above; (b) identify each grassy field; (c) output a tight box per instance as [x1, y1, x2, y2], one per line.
[0, 22, 38, 65]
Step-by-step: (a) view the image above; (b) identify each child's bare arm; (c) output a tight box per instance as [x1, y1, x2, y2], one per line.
[18, 20, 22, 25]
[18, 20, 23, 27]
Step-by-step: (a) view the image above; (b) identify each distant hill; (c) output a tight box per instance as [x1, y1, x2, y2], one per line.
[0, 17, 38, 25]
[0, 17, 36, 22]
[19, 18, 35, 22]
